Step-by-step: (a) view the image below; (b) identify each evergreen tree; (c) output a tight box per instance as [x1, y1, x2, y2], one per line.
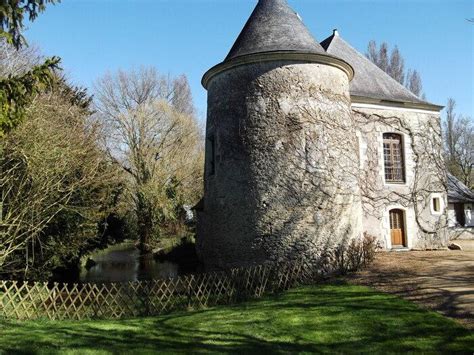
[0, 0, 60, 136]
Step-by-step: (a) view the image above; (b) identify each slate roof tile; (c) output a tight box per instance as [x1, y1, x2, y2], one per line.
[447, 174, 474, 203]
[226, 0, 326, 61]
[321, 31, 436, 105]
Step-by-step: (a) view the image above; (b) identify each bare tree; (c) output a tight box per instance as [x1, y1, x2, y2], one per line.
[0, 39, 41, 77]
[442, 98, 474, 187]
[0, 92, 119, 278]
[366, 41, 424, 97]
[94, 67, 203, 251]
[0, 40, 119, 278]
[378, 43, 389, 73]
[366, 41, 389, 72]
[388, 46, 405, 85]
[454, 117, 474, 187]
[444, 98, 456, 160]
[171, 75, 195, 116]
[406, 69, 423, 98]
[366, 40, 378, 65]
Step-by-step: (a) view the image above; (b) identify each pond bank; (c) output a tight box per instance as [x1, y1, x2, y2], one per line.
[76, 240, 200, 283]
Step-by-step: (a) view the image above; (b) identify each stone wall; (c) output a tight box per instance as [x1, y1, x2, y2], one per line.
[447, 202, 474, 228]
[197, 61, 362, 269]
[353, 106, 448, 249]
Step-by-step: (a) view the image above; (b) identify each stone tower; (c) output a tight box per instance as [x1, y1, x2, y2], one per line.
[197, 0, 363, 269]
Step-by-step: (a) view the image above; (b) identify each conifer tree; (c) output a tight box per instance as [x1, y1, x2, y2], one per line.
[0, 0, 60, 136]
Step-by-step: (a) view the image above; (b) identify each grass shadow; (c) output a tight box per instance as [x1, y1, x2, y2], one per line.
[1, 283, 473, 354]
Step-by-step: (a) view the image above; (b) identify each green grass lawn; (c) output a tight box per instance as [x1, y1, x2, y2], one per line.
[1, 283, 473, 354]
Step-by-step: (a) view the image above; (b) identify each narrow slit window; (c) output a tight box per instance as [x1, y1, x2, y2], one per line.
[208, 136, 215, 176]
[383, 133, 405, 183]
[433, 198, 440, 213]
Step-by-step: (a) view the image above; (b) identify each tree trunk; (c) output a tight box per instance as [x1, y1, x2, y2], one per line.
[136, 194, 153, 253]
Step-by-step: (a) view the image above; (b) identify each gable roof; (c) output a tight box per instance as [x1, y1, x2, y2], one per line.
[447, 174, 474, 203]
[321, 31, 442, 110]
[225, 0, 325, 61]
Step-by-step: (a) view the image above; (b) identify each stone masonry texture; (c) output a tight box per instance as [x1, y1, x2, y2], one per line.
[197, 61, 363, 269]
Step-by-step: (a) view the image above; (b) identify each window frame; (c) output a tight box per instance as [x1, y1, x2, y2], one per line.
[389, 208, 407, 247]
[382, 133, 406, 184]
[429, 193, 444, 216]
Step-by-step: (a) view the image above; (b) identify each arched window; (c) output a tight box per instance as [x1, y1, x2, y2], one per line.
[383, 133, 405, 183]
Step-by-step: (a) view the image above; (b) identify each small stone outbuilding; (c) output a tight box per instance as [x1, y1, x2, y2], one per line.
[447, 174, 474, 240]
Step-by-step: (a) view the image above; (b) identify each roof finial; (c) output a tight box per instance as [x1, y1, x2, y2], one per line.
[333, 29, 339, 36]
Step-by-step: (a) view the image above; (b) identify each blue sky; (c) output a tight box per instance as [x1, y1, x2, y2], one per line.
[25, 0, 473, 121]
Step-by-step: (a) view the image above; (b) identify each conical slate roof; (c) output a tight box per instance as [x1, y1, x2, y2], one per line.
[321, 31, 432, 105]
[448, 173, 474, 203]
[225, 0, 325, 61]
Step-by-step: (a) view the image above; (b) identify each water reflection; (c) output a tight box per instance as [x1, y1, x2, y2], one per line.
[79, 241, 179, 283]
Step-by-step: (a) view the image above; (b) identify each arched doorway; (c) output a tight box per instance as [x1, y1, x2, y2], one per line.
[389, 209, 406, 247]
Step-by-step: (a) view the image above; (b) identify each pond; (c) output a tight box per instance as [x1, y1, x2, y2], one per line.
[79, 241, 180, 283]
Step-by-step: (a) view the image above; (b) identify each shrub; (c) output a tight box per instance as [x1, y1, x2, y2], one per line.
[333, 232, 381, 275]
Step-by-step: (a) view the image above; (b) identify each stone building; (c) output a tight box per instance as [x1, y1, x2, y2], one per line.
[196, 0, 448, 269]
[446, 174, 474, 240]
[447, 174, 474, 228]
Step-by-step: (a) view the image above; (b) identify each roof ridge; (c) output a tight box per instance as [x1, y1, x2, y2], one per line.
[322, 32, 437, 106]
[336, 35, 420, 99]
[448, 174, 474, 197]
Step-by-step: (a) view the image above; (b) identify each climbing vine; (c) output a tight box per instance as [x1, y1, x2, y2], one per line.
[354, 108, 447, 247]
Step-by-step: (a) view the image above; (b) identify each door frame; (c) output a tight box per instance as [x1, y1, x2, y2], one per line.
[388, 208, 408, 249]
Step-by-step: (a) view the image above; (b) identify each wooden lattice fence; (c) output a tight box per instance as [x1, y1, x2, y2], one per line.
[0, 262, 305, 320]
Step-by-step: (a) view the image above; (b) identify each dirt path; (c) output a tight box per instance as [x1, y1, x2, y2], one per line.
[347, 250, 474, 329]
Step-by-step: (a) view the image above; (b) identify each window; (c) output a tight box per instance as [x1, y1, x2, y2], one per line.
[430, 194, 444, 215]
[383, 133, 405, 183]
[207, 135, 215, 176]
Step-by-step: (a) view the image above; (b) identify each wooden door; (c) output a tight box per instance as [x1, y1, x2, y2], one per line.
[390, 209, 405, 247]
